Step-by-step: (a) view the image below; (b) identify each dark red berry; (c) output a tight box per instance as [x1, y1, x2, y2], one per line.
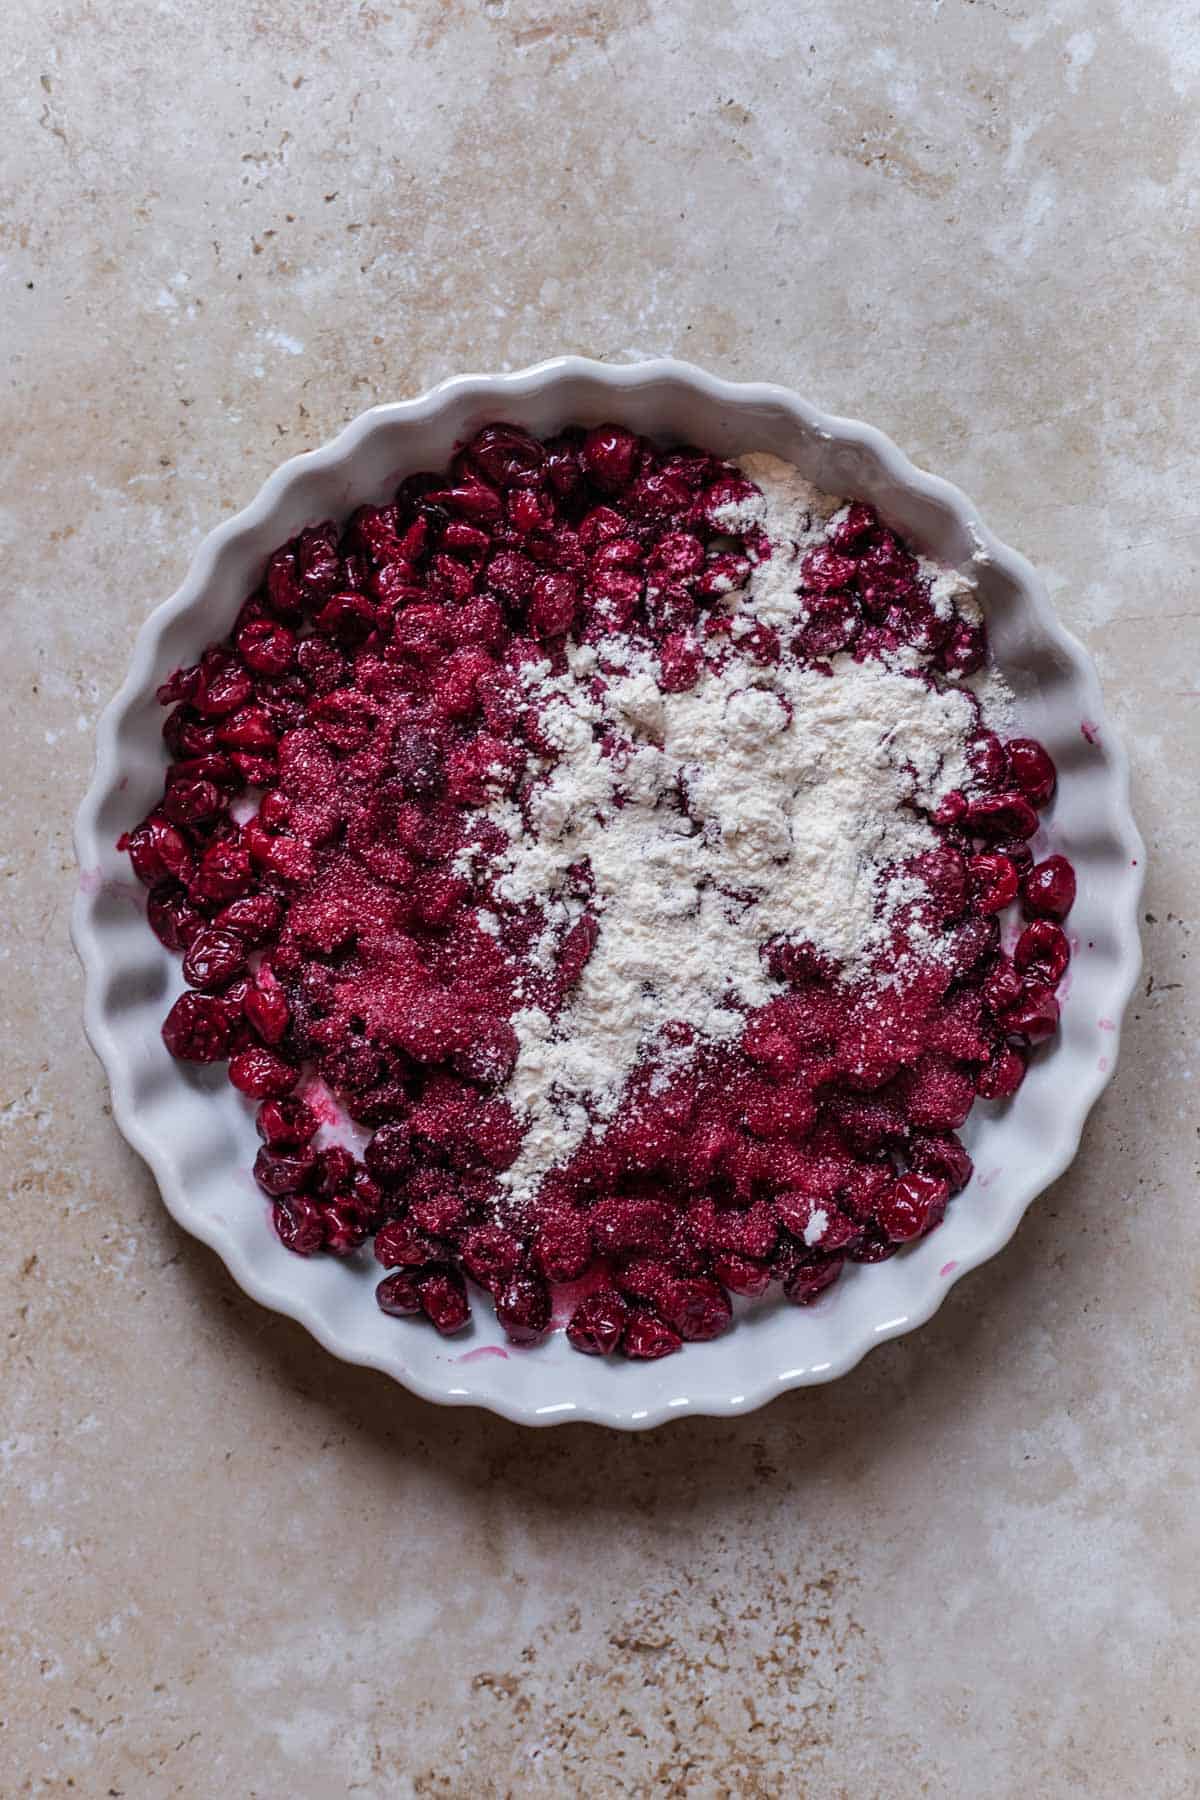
[939, 617, 987, 677]
[495, 1271, 551, 1344]
[364, 1122, 413, 1186]
[214, 892, 282, 944]
[253, 1145, 317, 1196]
[907, 1131, 973, 1193]
[313, 1145, 356, 1198]
[321, 1203, 366, 1257]
[373, 1219, 438, 1269]
[827, 502, 875, 551]
[783, 1257, 845, 1304]
[147, 884, 204, 951]
[566, 1289, 630, 1356]
[965, 791, 1039, 841]
[182, 927, 247, 991]
[710, 1251, 772, 1297]
[967, 853, 1019, 914]
[1005, 737, 1056, 806]
[1002, 985, 1061, 1043]
[237, 617, 296, 675]
[875, 1173, 949, 1243]
[273, 1196, 325, 1255]
[419, 1269, 471, 1334]
[461, 1226, 522, 1291]
[581, 424, 639, 493]
[1014, 919, 1070, 984]
[1022, 855, 1076, 920]
[976, 1046, 1028, 1100]
[622, 1311, 683, 1360]
[162, 991, 235, 1063]
[532, 1214, 592, 1282]
[127, 815, 194, 886]
[257, 1097, 319, 1148]
[660, 1278, 732, 1343]
[376, 1271, 423, 1317]
[162, 777, 223, 826]
[465, 423, 545, 489]
[229, 1047, 299, 1100]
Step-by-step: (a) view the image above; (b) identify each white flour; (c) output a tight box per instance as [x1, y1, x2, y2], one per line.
[454, 454, 1009, 1209]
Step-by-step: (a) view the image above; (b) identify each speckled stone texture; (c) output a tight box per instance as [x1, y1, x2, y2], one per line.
[2, 1, 1197, 1794]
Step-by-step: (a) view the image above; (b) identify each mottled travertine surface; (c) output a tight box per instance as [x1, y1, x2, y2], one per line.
[2, 2, 1197, 1795]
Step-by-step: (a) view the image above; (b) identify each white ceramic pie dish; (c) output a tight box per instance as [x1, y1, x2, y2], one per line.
[73, 356, 1144, 1428]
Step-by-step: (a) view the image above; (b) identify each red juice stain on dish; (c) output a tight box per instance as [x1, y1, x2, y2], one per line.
[295, 1071, 346, 1131]
[1080, 719, 1100, 745]
[120, 421, 1077, 1360]
[454, 1345, 509, 1364]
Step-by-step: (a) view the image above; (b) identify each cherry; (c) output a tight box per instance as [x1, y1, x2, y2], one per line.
[827, 502, 875, 551]
[581, 424, 639, 493]
[373, 1219, 438, 1269]
[321, 1203, 367, 1257]
[967, 853, 1019, 914]
[907, 1131, 973, 1193]
[660, 1278, 732, 1343]
[461, 1226, 522, 1291]
[965, 791, 1039, 841]
[364, 1123, 414, 1187]
[253, 1146, 317, 1196]
[161, 991, 235, 1063]
[976, 1046, 1028, 1100]
[273, 1196, 325, 1255]
[126, 815, 194, 886]
[147, 884, 204, 951]
[1022, 855, 1076, 920]
[228, 1047, 298, 1100]
[418, 1269, 471, 1334]
[257, 1097, 319, 1148]
[566, 1290, 630, 1356]
[182, 927, 247, 991]
[495, 1271, 551, 1345]
[532, 1214, 592, 1282]
[1002, 986, 1061, 1044]
[1005, 737, 1056, 806]
[237, 617, 296, 675]
[875, 1173, 949, 1243]
[783, 1257, 845, 1304]
[622, 1311, 683, 1360]
[1014, 919, 1070, 984]
[376, 1271, 423, 1317]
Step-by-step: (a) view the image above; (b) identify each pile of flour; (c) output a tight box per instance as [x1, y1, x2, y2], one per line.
[457, 455, 1010, 1208]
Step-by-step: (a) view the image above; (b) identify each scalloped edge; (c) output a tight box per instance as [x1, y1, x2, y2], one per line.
[72, 357, 1145, 1428]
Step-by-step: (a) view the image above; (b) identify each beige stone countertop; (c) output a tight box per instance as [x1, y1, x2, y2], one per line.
[2, 2, 1197, 1794]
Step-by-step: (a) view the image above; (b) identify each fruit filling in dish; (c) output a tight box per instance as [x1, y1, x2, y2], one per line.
[123, 423, 1076, 1357]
